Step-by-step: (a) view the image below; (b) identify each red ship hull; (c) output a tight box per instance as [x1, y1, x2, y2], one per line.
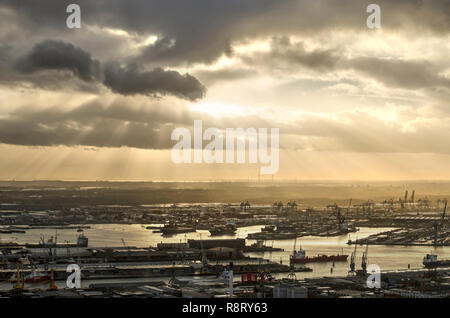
[25, 275, 51, 283]
[10, 275, 51, 284]
[290, 254, 348, 264]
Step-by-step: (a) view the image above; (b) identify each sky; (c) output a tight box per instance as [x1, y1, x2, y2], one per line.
[0, 0, 449, 181]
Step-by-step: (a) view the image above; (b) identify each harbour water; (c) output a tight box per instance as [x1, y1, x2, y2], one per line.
[1, 224, 448, 291]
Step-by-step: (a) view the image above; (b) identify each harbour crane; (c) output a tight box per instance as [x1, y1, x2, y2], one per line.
[361, 243, 369, 273]
[349, 240, 357, 274]
[335, 208, 345, 225]
[287, 201, 298, 212]
[240, 201, 251, 211]
[121, 238, 131, 258]
[268, 240, 274, 262]
[293, 236, 297, 254]
[287, 237, 299, 280]
[440, 201, 447, 225]
[346, 199, 352, 217]
[199, 233, 208, 270]
[273, 201, 283, 213]
[13, 263, 24, 290]
[333, 205, 347, 232]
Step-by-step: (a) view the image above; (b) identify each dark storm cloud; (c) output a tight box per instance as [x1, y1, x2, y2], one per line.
[0, 96, 273, 149]
[0, 42, 103, 92]
[348, 57, 450, 89]
[244, 37, 450, 91]
[1, 99, 450, 154]
[0, 45, 11, 63]
[0, 99, 197, 149]
[0, 98, 273, 149]
[11, 98, 201, 127]
[15, 40, 101, 81]
[10, 40, 205, 100]
[0, 0, 448, 66]
[194, 68, 258, 86]
[137, 34, 233, 67]
[267, 36, 340, 71]
[0, 1, 447, 94]
[0, 116, 175, 149]
[0, 0, 448, 154]
[103, 63, 206, 101]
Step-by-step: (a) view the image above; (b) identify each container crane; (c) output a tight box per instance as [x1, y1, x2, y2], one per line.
[361, 243, 368, 273]
[333, 205, 347, 233]
[349, 240, 357, 274]
[287, 237, 298, 280]
[199, 233, 208, 270]
[121, 238, 131, 258]
[441, 201, 447, 225]
[346, 199, 352, 217]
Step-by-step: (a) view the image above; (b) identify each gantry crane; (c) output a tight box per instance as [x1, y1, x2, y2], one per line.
[349, 240, 357, 274]
[361, 243, 368, 274]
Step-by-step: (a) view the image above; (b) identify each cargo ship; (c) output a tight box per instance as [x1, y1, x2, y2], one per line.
[9, 268, 51, 284]
[209, 225, 236, 236]
[161, 223, 196, 236]
[247, 231, 298, 240]
[290, 248, 348, 264]
[25, 233, 88, 248]
[423, 254, 450, 268]
[242, 240, 284, 252]
[209, 221, 237, 236]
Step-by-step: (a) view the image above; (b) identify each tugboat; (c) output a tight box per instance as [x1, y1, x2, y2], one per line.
[423, 254, 450, 268]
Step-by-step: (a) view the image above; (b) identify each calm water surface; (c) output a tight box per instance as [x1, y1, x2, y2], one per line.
[1, 224, 448, 290]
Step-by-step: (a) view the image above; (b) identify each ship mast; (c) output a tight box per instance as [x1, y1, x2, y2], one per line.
[288, 237, 297, 280]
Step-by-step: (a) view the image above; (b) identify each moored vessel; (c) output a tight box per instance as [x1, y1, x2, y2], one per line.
[25, 233, 88, 248]
[423, 254, 450, 268]
[9, 268, 51, 284]
[209, 221, 237, 236]
[290, 248, 348, 264]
